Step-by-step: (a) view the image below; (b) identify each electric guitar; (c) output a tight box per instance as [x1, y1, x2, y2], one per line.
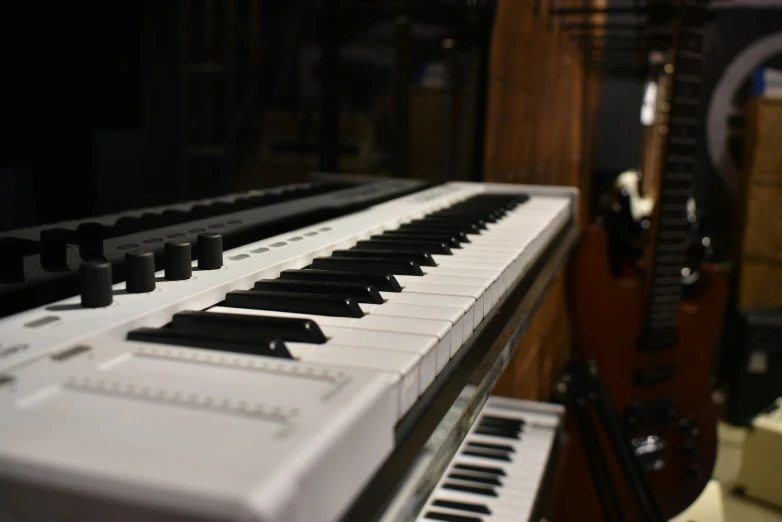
[604, 168, 712, 290]
[567, 1, 728, 518]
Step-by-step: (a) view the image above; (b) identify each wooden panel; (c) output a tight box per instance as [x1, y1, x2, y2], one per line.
[486, 0, 600, 402]
[492, 275, 572, 401]
[484, 1, 601, 223]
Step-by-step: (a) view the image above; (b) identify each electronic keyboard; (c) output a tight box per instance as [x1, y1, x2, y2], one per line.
[0, 176, 425, 317]
[413, 396, 564, 522]
[0, 181, 577, 522]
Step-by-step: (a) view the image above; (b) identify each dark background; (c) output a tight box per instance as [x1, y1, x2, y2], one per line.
[2, 1, 781, 266]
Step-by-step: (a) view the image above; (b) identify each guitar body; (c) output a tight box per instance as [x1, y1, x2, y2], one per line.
[568, 223, 728, 518]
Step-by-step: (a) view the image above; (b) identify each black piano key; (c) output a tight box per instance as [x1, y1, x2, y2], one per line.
[354, 239, 452, 256]
[431, 500, 491, 515]
[127, 326, 291, 358]
[374, 232, 467, 248]
[448, 472, 503, 487]
[332, 249, 437, 267]
[397, 222, 482, 236]
[461, 449, 512, 462]
[311, 256, 424, 276]
[430, 208, 504, 220]
[453, 463, 506, 476]
[423, 511, 483, 522]
[407, 219, 485, 233]
[420, 216, 488, 229]
[278, 269, 402, 292]
[474, 426, 522, 440]
[224, 290, 364, 318]
[442, 482, 498, 497]
[386, 229, 471, 243]
[477, 416, 525, 438]
[466, 441, 516, 453]
[254, 279, 384, 304]
[480, 415, 525, 427]
[170, 310, 327, 344]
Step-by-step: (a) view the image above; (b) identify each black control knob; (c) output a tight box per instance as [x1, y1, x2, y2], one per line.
[78, 222, 104, 261]
[40, 228, 71, 270]
[198, 233, 223, 270]
[165, 241, 192, 281]
[125, 250, 156, 293]
[677, 418, 693, 433]
[80, 260, 113, 308]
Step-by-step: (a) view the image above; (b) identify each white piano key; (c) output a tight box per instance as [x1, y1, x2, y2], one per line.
[208, 306, 451, 376]
[381, 292, 476, 340]
[402, 282, 487, 323]
[285, 342, 419, 418]
[323, 326, 438, 387]
[358, 303, 465, 365]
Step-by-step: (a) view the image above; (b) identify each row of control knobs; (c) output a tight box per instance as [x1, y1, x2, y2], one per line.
[81, 233, 223, 308]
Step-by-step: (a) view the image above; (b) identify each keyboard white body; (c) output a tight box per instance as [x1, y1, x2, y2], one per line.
[414, 396, 564, 522]
[0, 182, 576, 522]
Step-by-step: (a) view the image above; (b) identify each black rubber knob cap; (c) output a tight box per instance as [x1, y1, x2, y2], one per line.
[126, 250, 156, 293]
[165, 241, 192, 281]
[198, 233, 223, 270]
[80, 261, 113, 308]
[40, 228, 71, 270]
[78, 222, 104, 261]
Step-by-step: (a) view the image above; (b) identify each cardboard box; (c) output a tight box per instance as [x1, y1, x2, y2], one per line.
[745, 97, 782, 184]
[736, 399, 782, 509]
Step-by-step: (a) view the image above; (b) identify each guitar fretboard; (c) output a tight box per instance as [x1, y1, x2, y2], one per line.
[642, 2, 706, 350]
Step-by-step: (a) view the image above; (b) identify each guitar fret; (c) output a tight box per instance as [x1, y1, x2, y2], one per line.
[654, 271, 683, 279]
[659, 220, 689, 229]
[679, 50, 702, 59]
[649, 318, 678, 330]
[656, 255, 687, 263]
[650, 314, 679, 325]
[651, 281, 682, 289]
[656, 243, 686, 253]
[668, 137, 697, 145]
[659, 215, 687, 224]
[655, 251, 687, 259]
[673, 96, 699, 105]
[667, 155, 695, 163]
[655, 277, 683, 285]
[666, 172, 693, 181]
[650, 292, 681, 306]
[670, 117, 699, 126]
[663, 189, 691, 197]
[658, 230, 687, 239]
[653, 294, 681, 304]
[676, 75, 702, 84]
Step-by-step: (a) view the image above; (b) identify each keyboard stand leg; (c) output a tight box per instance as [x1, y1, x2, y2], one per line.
[557, 360, 667, 522]
[572, 398, 624, 522]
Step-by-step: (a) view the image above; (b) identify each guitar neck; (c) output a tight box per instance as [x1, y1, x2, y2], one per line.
[641, 2, 707, 350]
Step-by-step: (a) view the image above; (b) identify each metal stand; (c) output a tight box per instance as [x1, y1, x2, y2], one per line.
[557, 360, 666, 522]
